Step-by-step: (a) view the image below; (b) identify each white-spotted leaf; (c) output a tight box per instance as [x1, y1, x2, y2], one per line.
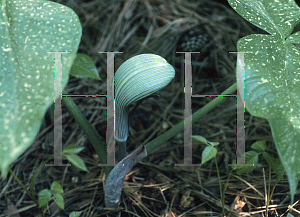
[228, 0, 300, 203]
[228, 0, 300, 37]
[0, 0, 82, 178]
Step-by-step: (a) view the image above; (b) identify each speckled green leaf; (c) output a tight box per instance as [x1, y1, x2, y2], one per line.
[228, 0, 300, 38]
[0, 0, 82, 178]
[70, 53, 101, 80]
[228, 0, 300, 204]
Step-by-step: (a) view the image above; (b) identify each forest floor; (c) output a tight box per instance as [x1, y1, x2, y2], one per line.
[1, 0, 299, 216]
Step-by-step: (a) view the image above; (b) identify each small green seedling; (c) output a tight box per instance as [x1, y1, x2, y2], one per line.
[192, 135, 220, 165]
[232, 140, 285, 216]
[38, 181, 64, 209]
[62, 144, 89, 173]
[7, 144, 88, 216]
[192, 135, 229, 216]
[193, 136, 286, 216]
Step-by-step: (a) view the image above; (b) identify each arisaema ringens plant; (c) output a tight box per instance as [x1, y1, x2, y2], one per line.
[105, 54, 175, 207]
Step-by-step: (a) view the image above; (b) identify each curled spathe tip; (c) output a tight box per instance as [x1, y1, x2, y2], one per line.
[115, 54, 175, 142]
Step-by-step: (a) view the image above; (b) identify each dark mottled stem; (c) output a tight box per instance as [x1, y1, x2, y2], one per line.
[117, 140, 127, 162]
